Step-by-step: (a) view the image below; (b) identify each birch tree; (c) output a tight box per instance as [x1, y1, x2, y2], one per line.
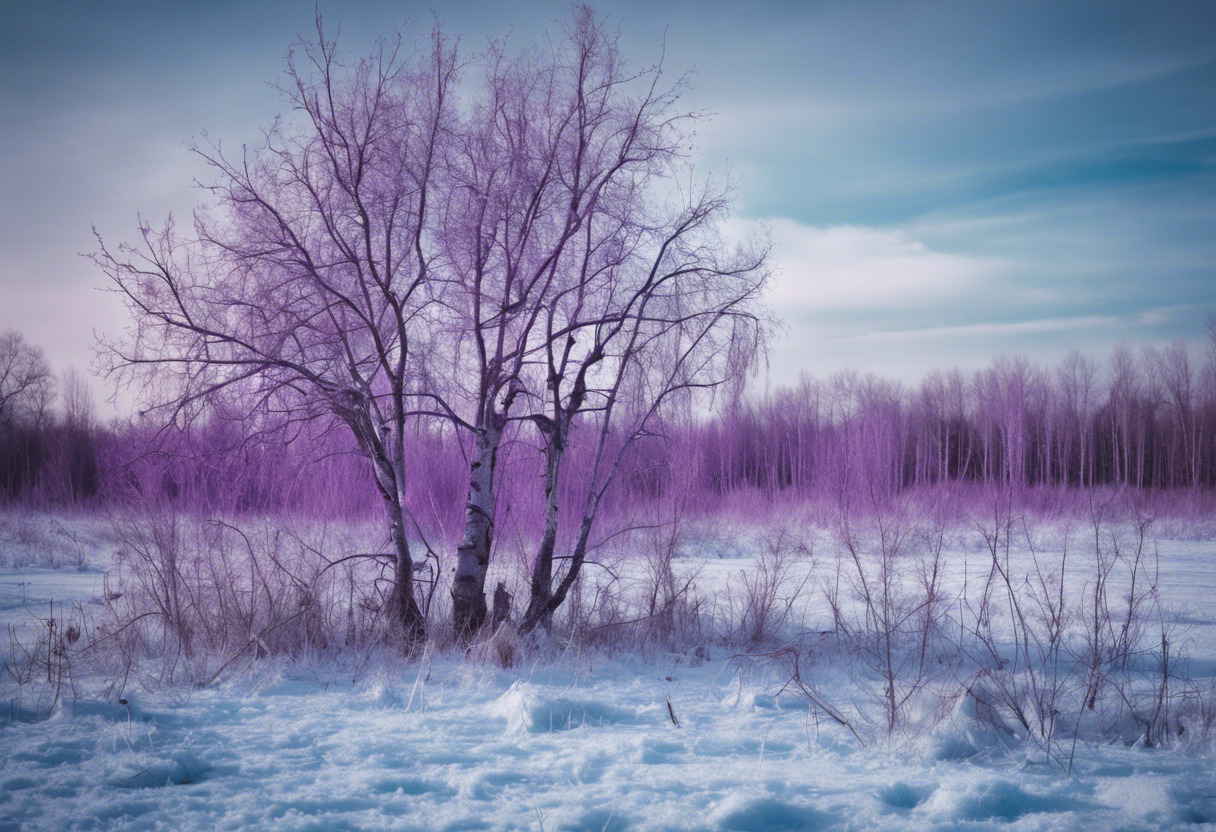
[95, 18, 457, 642]
[435, 8, 769, 635]
[517, 177, 770, 633]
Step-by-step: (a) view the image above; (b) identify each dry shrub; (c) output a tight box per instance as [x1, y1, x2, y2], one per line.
[3, 600, 89, 717]
[727, 529, 813, 646]
[0, 511, 105, 569]
[630, 519, 708, 649]
[823, 491, 956, 737]
[94, 505, 417, 688]
[465, 622, 521, 670]
[954, 488, 1199, 767]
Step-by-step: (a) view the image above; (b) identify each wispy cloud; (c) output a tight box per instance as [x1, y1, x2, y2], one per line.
[849, 315, 1126, 343]
[731, 218, 999, 312]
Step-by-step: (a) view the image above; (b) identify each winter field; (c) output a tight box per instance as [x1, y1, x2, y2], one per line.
[2, 503, 1216, 831]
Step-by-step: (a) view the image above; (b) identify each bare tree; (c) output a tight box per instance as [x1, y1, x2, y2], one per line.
[1057, 349, 1097, 487]
[94, 18, 459, 643]
[430, 8, 769, 636]
[92, 7, 768, 643]
[52, 368, 100, 502]
[1156, 340, 1200, 487]
[515, 184, 769, 632]
[460, 13, 771, 634]
[0, 331, 54, 430]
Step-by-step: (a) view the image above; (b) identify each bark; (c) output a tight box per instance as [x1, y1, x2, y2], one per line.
[387, 502, 426, 644]
[452, 422, 501, 638]
[521, 434, 562, 633]
[543, 511, 595, 627]
[344, 405, 425, 645]
[490, 582, 512, 630]
[521, 493, 597, 635]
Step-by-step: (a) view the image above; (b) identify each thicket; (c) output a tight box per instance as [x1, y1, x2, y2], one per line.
[6, 334, 1216, 515]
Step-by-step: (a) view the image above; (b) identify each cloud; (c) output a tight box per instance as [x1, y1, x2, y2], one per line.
[730, 212, 1212, 390]
[849, 315, 1123, 343]
[730, 217, 998, 312]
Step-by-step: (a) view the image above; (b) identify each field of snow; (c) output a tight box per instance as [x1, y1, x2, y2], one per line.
[2, 510, 1216, 831]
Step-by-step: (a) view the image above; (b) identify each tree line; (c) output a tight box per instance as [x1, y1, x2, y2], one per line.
[0, 332, 102, 505]
[7, 326, 1216, 511]
[697, 334, 1216, 496]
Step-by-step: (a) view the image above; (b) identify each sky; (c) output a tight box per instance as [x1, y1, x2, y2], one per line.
[2, 0, 1214, 412]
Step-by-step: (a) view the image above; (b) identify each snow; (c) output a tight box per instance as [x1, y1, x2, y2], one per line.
[3, 659, 1214, 830]
[2, 513, 1216, 830]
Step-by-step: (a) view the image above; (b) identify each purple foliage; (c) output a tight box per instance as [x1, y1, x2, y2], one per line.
[5, 335, 1216, 531]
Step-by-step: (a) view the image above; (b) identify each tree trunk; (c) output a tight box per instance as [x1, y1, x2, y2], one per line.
[452, 422, 501, 638]
[348, 410, 426, 646]
[537, 508, 596, 631]
[388, 502, 426, 644]
[521, 438, 562, 633]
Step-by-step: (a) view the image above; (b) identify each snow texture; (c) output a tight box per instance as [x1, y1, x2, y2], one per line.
[2, 516, 1216, 830]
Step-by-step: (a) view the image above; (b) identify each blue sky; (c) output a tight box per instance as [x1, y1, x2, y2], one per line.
[2, 0, 1214, 407]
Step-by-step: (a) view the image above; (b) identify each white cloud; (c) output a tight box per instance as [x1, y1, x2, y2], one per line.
[849, 314, 1121, 343]
[728, 213, 1210, 390]
[729, 217, 997, 312]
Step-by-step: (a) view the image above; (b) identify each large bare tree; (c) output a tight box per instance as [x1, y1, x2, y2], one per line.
[431, 8, 769, 635]
[516, 176, 771, 633]
[95, 18, 458, 642]
[95, 7, 769, 642]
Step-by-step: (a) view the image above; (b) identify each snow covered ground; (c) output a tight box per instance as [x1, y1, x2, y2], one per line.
[3, 657, 1215, 831]
[2, 511, 1216, 831]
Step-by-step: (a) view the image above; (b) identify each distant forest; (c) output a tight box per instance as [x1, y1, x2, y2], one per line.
[3, 329, 1216, 526]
